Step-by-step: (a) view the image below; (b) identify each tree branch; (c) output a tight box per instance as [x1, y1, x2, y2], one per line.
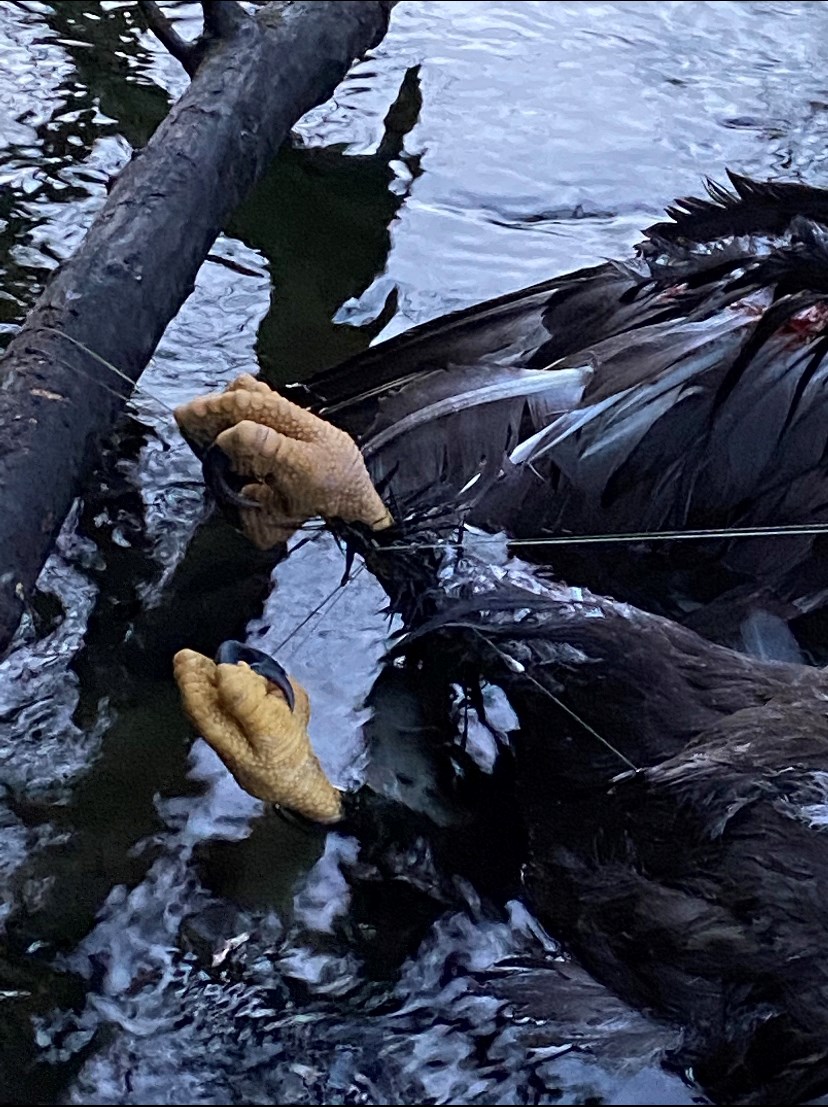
[137, 0, 200, 76]
[201, 0, 250, 40]
[0, 0, 398, 656]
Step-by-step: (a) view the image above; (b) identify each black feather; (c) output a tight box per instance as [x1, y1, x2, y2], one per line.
[297, 174, 828, 646]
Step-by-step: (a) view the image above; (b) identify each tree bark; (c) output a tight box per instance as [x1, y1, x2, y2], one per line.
[0, 0, 396, 657]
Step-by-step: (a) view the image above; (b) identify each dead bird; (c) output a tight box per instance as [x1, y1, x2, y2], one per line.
[174, 535, 828, 1105]
[168, 177, 828, 1102]
[282, 173, 828, 651]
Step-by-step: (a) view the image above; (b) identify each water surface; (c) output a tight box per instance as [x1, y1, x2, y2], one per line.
[1, 2, 827, 1102]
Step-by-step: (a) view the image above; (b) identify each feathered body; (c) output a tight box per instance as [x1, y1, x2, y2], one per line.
[290, 174, 828, 646]
[287, 174, 828, 1100]
[350, 525, 828, 1105]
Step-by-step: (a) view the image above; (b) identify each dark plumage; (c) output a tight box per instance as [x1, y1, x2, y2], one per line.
[351, 528, 828, 1105]
[256, 172, 828, 1101]
[289, 173, 828, 648]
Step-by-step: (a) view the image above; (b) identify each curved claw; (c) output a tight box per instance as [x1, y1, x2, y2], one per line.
[214, 640, 296, 711]
[202, 443, 262, 510]
[272, 802, 328, 834]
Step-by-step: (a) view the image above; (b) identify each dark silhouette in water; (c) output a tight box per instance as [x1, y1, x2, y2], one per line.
[230, 66, 423, 383]
[289, 174, 828, 653]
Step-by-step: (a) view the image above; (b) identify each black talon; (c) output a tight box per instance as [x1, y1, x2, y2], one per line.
[202, 443, 262, 510]
[214, 640, 296, 711]
[271, 803, 326, 834]
[340, 542, 356, 588]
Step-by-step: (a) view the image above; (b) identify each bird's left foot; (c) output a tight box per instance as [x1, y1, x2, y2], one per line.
[173, 640, 343, 823]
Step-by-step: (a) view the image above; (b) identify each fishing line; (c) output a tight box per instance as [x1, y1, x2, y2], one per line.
[378, 519, 828, 552]
[274, 560, 367, 655]
[35, 332, 828, 550]
[58, 360, 145, 412]
[473, 630, 640, 774]
[42, 326, 177, 416]
[511, 523, 828, 544]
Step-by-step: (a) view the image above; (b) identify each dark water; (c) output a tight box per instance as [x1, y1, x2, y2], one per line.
[1, 1, 828, 1102]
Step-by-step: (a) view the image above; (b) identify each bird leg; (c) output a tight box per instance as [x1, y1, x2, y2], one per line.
[173, 642, 343, 823]
[174, 373, 393, 549]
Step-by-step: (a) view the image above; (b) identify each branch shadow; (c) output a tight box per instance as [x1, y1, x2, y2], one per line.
[229, 65, 424, 383]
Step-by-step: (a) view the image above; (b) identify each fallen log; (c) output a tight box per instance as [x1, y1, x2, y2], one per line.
[0, 0, 396, 657]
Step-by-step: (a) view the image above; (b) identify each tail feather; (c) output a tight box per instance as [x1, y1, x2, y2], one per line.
[646, 170, 828, 246]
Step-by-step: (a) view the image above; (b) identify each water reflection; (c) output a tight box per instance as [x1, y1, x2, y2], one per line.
[231, 65, 423, 382]
[44, 2, 171, 148]
[3, 0, 828, 1102]
[0, 0, 166, 335]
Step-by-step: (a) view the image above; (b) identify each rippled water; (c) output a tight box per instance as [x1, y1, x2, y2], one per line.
[2, 1, 828, 1102]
